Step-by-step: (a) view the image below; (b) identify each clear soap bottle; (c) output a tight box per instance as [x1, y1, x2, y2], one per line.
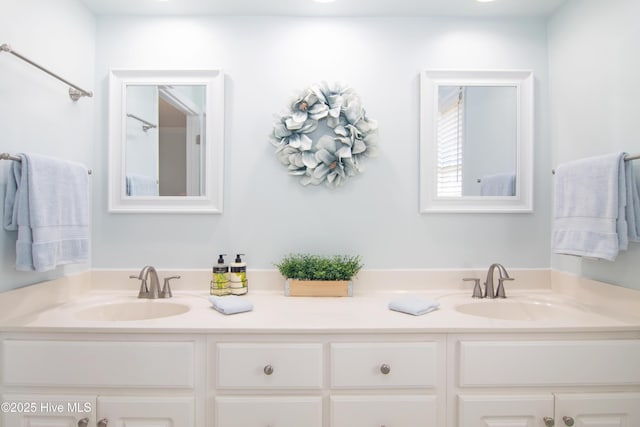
[210, 254, 230, 296]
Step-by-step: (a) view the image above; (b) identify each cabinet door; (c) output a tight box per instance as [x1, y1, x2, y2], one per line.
[555, 393, 640, 427]
[458, 394, 554, 427]
[96, 396, 194, 427]
[331, 395, 436, 427]
[1, 394, 96, 427]
[215, 396, 322, 427]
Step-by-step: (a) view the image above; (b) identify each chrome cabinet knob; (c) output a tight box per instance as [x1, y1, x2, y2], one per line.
[543, 417, 555, 427]
[77, 418, 89, 427]
[563, 416, 575, 426]
[263, 364, 274, 375]
[380, 363, 391, 375]
[98, 419, 109, 427]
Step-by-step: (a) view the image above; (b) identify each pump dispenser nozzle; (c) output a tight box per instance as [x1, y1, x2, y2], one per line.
[234, 254, 245, 263]
[217, 254, 227, 264]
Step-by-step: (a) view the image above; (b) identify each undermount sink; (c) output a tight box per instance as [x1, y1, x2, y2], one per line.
[74, 300, 190, 321]
[455, 298, 588, 321]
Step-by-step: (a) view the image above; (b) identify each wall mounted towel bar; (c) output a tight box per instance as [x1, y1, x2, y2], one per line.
[1, 153, 92, 175]
[552, 153, 639, 174]
[0, 43, 93, 101]
[127, 113, 157, 132]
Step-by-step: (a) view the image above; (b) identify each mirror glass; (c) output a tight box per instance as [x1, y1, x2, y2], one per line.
[125, 84, 206, 197]
[420, 70, 533, 213]
[108, 70, 224, 213]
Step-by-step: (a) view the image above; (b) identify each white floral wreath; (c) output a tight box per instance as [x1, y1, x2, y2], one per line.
[270, 82, 379, 188]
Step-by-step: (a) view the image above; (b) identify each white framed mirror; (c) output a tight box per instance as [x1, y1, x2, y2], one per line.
[108, 69, 224, 213]
[419, 69, 533, 213]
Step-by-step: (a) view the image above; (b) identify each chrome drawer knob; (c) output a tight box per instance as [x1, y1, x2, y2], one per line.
[543, 417, 555, 427]
[563, 416, 575, 426]
[263, 364, 274, 375]
[380, 363, 391, 375]
[98, 419, 108, 427]
[77, 418, 89, 427]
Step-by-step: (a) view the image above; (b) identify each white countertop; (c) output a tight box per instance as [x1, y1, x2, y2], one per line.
[1, 269, 639, 334]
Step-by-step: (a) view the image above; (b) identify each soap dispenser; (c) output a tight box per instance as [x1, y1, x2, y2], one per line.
[211, 254, 230, 296]
[229, 253, 248, 295]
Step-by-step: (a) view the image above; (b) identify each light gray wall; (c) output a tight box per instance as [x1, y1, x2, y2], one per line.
[0, 0, 95, 292]
[548, 0, 640, 290]
[93, 16, 551, 272]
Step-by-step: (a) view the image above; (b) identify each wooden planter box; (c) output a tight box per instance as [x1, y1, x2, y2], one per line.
[284, 279, 353, 297]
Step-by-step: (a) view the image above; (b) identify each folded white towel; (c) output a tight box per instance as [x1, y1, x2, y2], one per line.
[552, 152, 628, 261]
[126, 174, 158, 196]
[208, 295, 253, 315]
[480, 172, 516, 196]
[4, 153, 89, 272]
[388, 295, 440, 316]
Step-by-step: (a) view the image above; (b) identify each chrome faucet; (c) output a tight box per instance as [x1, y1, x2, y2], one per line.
[485, 263, 513, 298]
[130, 266, 180, 299]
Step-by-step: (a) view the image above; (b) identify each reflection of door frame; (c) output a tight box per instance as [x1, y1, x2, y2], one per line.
[158, 86, 203, 196]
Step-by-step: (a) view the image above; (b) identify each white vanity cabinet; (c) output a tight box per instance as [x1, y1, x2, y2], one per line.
[452, 335, 640, 427]
[3, 328, 640, 427]
[329, 341, 441, 427]
[207, 336, 445, 427]
[212, 341, 324, 426]
[0, 335, 203, 427]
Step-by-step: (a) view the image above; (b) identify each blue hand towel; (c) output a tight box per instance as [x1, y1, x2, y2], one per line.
[625, 160, 640, 242]
[4, 153, 89, 272]
[208, 295, 253, 315]
[480, 172, 516, 196]
[126, 174, 158, 196]
[388, 296, 440, 316]
[552, 152, 631, 261]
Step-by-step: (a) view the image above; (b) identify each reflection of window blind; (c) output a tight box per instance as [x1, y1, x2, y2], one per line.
[437, 87, 463, 197]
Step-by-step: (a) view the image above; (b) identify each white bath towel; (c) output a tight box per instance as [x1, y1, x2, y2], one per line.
[126, 174, 158, 196]
[552, 152, 628, 261]
[3, 153, 89, 272]
[388, 295, 440, 316]
[480, 172, 516, 196]
[208, 295, 253, 315]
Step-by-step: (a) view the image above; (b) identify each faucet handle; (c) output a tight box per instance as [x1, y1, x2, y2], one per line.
[496, 277, 515, 298]
[160, 275, 181, 298]
[130, 275, 149, 297]
[463, 278, 483, 298]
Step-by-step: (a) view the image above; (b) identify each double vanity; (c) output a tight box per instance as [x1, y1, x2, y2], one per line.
[1, 269, 640, 427]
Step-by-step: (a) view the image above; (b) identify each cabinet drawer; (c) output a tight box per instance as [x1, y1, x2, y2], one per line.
[1, 340, 194, 388]
[216, 343, 323, 389]
[459, 339, 640, 387]
[331, 342, 438, 388]
[215, 396, 322, 427]
[331, 395, 437, 427]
